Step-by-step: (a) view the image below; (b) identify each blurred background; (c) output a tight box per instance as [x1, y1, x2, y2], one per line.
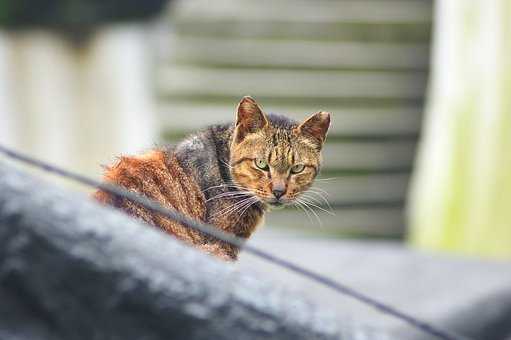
[0, 0, 509, 260]
[2, 1, 511, 338]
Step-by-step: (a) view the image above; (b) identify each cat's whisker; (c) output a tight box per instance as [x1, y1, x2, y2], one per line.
[304, 191, 331, 208]
[314, 177, 340, 182]
[206, 190, 253, 202]
[296, 197, 323, 227]
[300, 193, 324, 206]
[293, 200, 314, 225]
[211, 198, 251, 218]
[215, 198, 259, 221]
[306, 187, 334, 211]
[205, 184, 265, 202]
[300, 197, 332, 216]
[220, 159, 234, 170]
[307, 186, 330, 196]
[202, 182, 247, 193]
[210, 190, 252, 198]
[300, 196, 336, 216]
[302, 190, 334, 213]
[305, 204, 323, 228]
[233, 198, 260, 225]
[210, 196, 258, 219]
[206, 192, 249, 203]
[239, 199, 258, 216]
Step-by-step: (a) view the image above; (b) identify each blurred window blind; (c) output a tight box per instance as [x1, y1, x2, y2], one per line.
[156, 0, 432, 239]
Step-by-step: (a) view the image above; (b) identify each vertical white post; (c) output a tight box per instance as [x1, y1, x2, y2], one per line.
[76, 25, 157, 177]
[408, 0, 511, 258]
[0, 32, 17, 148]
[0, 25, 158, 179]
[9, 31, 77, 169]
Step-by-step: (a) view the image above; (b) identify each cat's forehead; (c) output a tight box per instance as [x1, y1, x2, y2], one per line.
[268, 126, 295, 145]
[259, 127, 319, 160]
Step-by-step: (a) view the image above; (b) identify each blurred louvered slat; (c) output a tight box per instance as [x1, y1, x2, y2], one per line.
[321, 141, 416, 171]
[174, 22, 431, 43]
[159, 104, 422, 136]
[158, 67, 427, 99]
[174, 21, 431, 43]
[174, 0, 432, 24]
[156, 0, 431, 238]
[265, 207, 404, 237]
[172, 0, 432, 42]
[312, 173, 409, 203]
[169, 38, 430, 70]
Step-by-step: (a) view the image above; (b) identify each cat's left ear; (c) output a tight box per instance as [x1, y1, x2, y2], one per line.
[297, 112, 331, 145]
[234, 96, 269, 143]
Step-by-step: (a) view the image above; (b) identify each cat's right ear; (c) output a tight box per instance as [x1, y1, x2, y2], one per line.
[233, 96, 269, 143]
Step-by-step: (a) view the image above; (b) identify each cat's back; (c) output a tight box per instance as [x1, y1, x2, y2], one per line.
[94, 149, 207, 238]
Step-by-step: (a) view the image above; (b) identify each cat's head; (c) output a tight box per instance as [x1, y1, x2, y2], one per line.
[230, 96, 330, 208]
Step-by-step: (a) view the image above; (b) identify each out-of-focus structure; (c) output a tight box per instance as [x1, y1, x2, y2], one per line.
[0, 1, 166, 175]
[159, 0, 433, 238]
[409, 0, 511, 258]
[1, 2, 511, 339]
[0, 163, 348, 340]
[1, 0, 509, 258]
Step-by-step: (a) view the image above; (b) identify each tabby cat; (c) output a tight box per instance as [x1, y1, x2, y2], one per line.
[94, 96, 330, 261]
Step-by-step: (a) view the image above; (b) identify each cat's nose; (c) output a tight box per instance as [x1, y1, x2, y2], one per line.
[272, 188, 285, 200]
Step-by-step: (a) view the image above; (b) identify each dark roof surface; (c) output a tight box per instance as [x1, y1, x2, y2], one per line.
[0, 162, 388, 340]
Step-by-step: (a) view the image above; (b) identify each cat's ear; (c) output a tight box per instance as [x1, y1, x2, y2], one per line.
[297, 112, 331, 145]
[234, 96, 269, 142]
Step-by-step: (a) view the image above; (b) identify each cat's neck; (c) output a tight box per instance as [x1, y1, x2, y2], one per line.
[173, 123, 234, 193]
[208, 124, 235, 179]
[173, 124, 264, 210]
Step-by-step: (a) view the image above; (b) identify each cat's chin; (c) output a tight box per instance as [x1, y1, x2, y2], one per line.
[267, 203, 286, 211]
[265, 200, 289, 211]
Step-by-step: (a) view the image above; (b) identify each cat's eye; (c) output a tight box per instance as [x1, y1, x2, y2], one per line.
[291, 164, 305, 174]
[255, 158, 269, 171]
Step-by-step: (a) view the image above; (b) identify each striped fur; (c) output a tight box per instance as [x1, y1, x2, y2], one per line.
[94, 96, 330, 261]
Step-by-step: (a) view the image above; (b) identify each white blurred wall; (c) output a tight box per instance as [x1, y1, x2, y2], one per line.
[0, 25, 158, 178]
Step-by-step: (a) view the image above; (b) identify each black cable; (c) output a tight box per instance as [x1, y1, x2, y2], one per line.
[0, 144, 467, 340]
